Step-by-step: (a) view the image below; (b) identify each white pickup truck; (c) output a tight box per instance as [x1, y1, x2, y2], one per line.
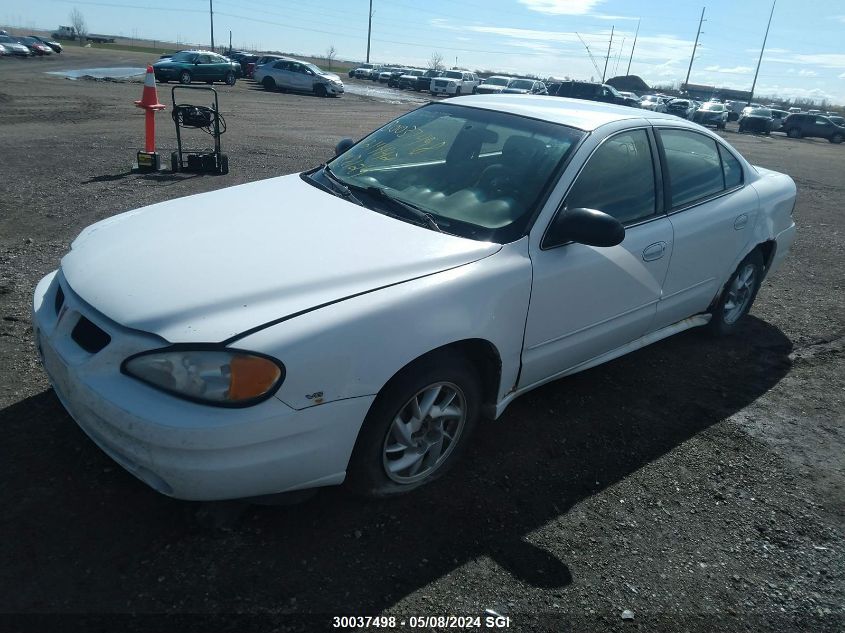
[430, 70, 481, 96]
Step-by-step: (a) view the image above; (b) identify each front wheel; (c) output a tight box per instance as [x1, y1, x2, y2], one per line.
[179, 70, 192, 84]
[709, 249, 764, 336]
[315, 83, 328, 98]
[225, 71, 236, 86]
[830, 133, 843, 144]
[346, 351, 481, 497]
[262, 76, 276, 91]
[787, 128, 801, 139]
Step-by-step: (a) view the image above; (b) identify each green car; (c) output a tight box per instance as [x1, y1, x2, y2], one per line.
[153, 50, 239, 86]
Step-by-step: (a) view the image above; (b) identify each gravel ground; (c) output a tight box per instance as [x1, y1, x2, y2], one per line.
[0, 48, 843, 633]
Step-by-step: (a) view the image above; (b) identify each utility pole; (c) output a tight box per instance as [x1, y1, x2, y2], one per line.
[228, 30, 232, 53]
[684, 7, 706, 91]
[601, 26, 614, 83]
[748, 0, 777, 106]
[209, 0, 215, 50]
[366, 0, 373, 63]
[626, 18, 640, 76]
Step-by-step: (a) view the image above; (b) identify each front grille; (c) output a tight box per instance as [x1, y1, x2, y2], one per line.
[435, 80, 447, 87]
[54, 286, 65, 315]
[71, 317, 111, 354]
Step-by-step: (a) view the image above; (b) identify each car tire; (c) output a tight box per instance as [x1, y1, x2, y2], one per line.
[455, 87, 462, 97]
[179, 70, 192, 85]
[786, 127, 801, 139]
[315, 83, 328, 98]
[830, 133, 843, 144]
[225, 71, 236, 86]
[709, 249, 764, 336]
[346, 350, 482, 498]
[262, 77, 276, 91]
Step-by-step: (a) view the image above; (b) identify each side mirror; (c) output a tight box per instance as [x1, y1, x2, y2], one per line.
[335, 138, 355, 156]
[544, 207, 625, 248]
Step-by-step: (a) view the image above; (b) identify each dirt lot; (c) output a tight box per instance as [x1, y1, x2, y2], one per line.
[0, 48, 843, 632]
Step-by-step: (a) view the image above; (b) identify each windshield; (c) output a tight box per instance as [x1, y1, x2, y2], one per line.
[508, 79, 534, 89]
[749, 108, 772, 117]
[0, 35, 16, 43]
[641, 95, 659, 102]
[411, 70, 424, 76]
[325, 103, 584, 242]
[170, 52, 198, 62]
[304, 63, 325, 74]
[485, 77, 510, 86]
[702, 103, 725, 111]
[444, 71, 463, 79]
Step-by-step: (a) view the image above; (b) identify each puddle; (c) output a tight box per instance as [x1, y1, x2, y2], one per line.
[46, 67, 147, 81]
[343, 81, 430, 104]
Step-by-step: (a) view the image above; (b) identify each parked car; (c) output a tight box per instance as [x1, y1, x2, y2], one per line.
[618, 91, 639, 101]
[30, 35, 63, 53]
[474, 76, 513, 95]
[552, 81, 639, 108]
[788, 107, 801, 114]
[692, 101, 729, 130]
[413, 69, 442, 91]
[376, 68, 400, 83]
[353, 63, 376, 79]
[770, 109, 789, 132]
[232, 54, 258, 78]
[738, 108, 774, 134]
[16, 36, 53, 55]
[397, 69, 426, 90]
[640, 95, 669, 112]
[253, 54, 285, 75]
[255, 58, 344, 97]
[153, 51, 239, 85]
[33, 95, 796, 501]
[0, 35, 32, 56]
[0, 43, 7, 56]
[781, 113, 845, 143]
[807, 109, 822, 116]
[827, 115, 845, 128]
[666, 99, 695, 119]
[430, 70, 480, 96]
[502, 78, 547, 95]
[369, 66, 390, 82]
[387, 68, 410, 88]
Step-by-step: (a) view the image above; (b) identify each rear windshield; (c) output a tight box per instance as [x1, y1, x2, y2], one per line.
[749, 108, 772, 117]
[485, 77, 510, 86]
[508, 79, 534, 90]
[444, 71, 463, 79]
[701, 103, 725, 111]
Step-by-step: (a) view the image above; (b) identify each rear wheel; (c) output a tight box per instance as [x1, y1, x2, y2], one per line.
[830, 133, 843, 144]
[179, 70, 192, 84]
[225, 71, 236, 86]
[786, 127, 802, 139]
[709, 249, 764, 336]
[262, 76, 276, 91]
[346, 351, 481, 497]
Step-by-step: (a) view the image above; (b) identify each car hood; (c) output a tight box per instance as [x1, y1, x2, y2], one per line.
[317, 71, 341, 82]
[477, 85, 506, 92]
[60, 174, 501, 343]
[502, 88, 530, 94]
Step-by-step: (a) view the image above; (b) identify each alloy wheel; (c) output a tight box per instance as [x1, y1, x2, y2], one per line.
[723, 263, 757, 324]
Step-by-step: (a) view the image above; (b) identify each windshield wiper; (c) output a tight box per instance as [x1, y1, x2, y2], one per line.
[349, 184, 443, 233]
[317, 164, 364, 206]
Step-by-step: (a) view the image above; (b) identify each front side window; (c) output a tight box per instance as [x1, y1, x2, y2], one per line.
[564, 129, 657, 225]
[197, 55, 211, 64]
[659, 129, 725, 208]
[327, 103, 584, 241]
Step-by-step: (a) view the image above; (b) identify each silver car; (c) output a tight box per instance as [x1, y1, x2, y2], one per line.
[0, 35, 31, 56]
[255, 58, 344, 97]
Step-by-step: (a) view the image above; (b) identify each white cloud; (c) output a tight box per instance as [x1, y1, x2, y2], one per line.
[798, 69, 818, 77]
[765, 53, 845, 69]
[704, 65, 754, 75]
[518, 0, 605, 16]
[589, 14, 640, 21]
[840, 72, 845, 79]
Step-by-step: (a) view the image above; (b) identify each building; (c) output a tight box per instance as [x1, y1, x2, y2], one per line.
[682, 83, 752, 102]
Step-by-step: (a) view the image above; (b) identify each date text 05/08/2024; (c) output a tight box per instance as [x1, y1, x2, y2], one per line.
[332, 615, 512, 629]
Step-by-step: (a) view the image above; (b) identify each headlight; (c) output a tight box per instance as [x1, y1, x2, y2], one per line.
[123, 346, 284, 406]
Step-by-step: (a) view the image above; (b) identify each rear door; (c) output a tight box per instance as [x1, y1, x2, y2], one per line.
[194, 54, 212, 80]
[653, 127, 758, 327]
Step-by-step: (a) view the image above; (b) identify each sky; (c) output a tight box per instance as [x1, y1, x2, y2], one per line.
[4, 0, 845, 105]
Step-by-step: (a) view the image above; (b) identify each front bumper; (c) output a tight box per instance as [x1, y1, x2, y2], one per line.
[431, 83, 459, 95]
[33, 270, 373, 501]
[324, 82, 344, 95]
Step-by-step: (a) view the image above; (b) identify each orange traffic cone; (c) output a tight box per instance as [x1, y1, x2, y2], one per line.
[134, 65, 166, 171]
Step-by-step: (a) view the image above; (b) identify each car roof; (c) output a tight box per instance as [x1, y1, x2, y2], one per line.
[449, 94, 678, 131]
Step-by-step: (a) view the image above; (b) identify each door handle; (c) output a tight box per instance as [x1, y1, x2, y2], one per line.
[734, 213, 749, 230]
[642, 241, 667, 262]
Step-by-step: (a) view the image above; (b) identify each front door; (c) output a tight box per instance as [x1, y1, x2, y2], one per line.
[521, 127, 673, 388]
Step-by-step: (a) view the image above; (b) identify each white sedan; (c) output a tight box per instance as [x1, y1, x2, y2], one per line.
[33, 96, 797, 501]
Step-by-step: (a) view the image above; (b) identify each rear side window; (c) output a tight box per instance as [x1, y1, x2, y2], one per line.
[565, 129, 657, 224]
[719, 145, 743, 189]
[659, 129, 724, 208]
